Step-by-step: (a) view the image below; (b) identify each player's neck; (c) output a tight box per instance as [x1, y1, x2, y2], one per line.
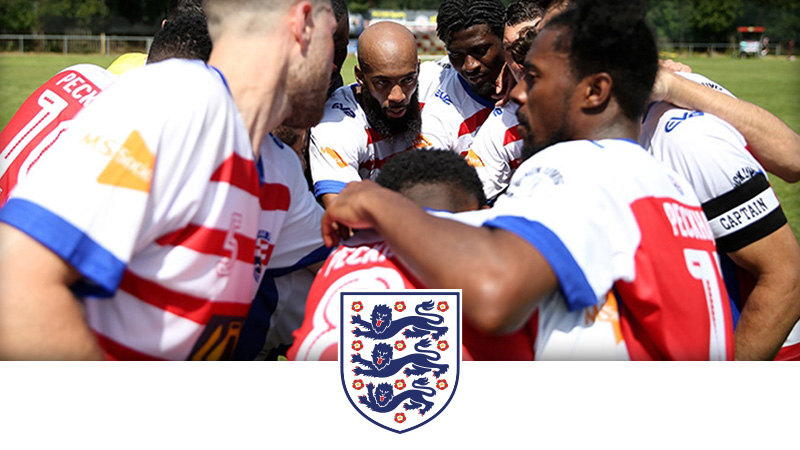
[208, 36, 292, 157]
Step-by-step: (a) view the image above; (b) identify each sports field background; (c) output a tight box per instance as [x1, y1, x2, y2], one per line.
[0, 52, 797, 238]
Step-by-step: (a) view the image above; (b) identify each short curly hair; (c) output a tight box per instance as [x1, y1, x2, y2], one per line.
[436, 0, 506, 45]
[376, 150, 487, 208]
[545, 0, 657, 121]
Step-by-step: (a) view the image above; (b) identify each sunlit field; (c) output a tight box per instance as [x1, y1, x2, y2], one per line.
[0, 52, 797, 238]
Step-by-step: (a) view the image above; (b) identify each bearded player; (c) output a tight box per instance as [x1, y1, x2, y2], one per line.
[309, 21, 427, 207]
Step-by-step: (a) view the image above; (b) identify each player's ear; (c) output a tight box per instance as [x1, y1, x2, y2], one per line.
[582, 72, 612, 110]
[355, 65, 364, 84]
[289, 0, 314, 52]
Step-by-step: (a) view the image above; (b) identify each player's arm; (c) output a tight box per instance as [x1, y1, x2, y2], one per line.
[728, 223, 800, 360]
[652, 68, 800, 183]
[321, 180, 558, 334]
[0, 224, 104, 360]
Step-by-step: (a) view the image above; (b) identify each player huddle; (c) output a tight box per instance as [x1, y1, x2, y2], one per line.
[0, 0, 798, 361]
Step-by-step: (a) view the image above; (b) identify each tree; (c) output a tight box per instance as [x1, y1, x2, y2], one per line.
[0, 0, 37, 33]
[692, 0, 744, 41]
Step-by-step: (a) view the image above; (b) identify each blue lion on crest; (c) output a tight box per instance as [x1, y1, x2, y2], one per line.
[358, 377, 437, 416]
[351, 300, 448, 340]
[351, 338, 449, 378]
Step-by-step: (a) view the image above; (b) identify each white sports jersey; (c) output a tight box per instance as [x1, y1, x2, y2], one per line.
[464, 102, 524, 201]
[234, 135, 330, 360]
[0, 59, 265, 360]
[418, 58, 499, 154]
[0, 64, 117, 206]
[309, 84, 429, 198]
[448, 139, 734, 360]
[639, 73, 798, 358]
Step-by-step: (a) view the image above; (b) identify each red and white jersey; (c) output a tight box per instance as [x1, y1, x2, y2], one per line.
[0, 64, 117, 206]
[417, 58, 498, 154]
[288, 228, 531, 361]
[450, 139, 735, 360]
[288, 230, 420, 361]
[463, 102, 524, 201]
[640, 72, 799, 359]
[232, 134, 330, 360]
[308, 84, 430, 198]
[0, 59, 264, 360]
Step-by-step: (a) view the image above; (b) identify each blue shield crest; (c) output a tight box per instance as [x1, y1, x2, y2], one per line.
[341, 290, 460, 433]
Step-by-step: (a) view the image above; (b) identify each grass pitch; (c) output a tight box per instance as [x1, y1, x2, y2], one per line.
[1, 52, 798, 238]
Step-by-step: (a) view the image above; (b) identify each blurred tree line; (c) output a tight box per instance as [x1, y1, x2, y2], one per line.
[0, 0, 797, 43]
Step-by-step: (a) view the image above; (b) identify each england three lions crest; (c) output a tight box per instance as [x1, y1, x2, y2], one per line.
[341, 291, 461, 434]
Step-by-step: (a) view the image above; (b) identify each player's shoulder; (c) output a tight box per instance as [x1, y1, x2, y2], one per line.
[55, 63, 118, 88]
[313, 85, 367, 137]
[111, 59, 232, 113]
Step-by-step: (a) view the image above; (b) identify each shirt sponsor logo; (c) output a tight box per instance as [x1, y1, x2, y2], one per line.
[434, 89, 452, 106]
[460, 148, 485, 167]
[96, 130, 154, 192]
[332, 102, 356, 118]
[321, 146, 349, 168]
[665, 111, 704, 133]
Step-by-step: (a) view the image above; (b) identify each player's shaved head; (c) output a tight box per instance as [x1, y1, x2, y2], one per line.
[356, 21, 417, 74]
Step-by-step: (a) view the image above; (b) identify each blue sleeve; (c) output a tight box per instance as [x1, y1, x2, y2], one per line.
[313, 180, 348, 198]
[484, 215, 599, 312]
[0, 198, 125, 297]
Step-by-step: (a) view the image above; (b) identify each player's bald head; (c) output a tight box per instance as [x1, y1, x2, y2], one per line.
[357, 21, 418, 74]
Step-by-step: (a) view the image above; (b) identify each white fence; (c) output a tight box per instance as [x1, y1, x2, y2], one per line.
[0, 34, 152, 55]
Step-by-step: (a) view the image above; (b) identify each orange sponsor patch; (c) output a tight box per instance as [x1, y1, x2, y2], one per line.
[461, 149, 485, 168]
[413, 134, 433, 149]
[97, 130, 154, 192]
[321, 147, 348, 168]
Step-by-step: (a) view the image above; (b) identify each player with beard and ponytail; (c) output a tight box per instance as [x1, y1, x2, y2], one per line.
[309, 21, 428, 207]
[322, 0, 734, 360]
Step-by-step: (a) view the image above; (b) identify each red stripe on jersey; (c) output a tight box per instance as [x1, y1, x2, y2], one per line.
[210, 153, 259, 197]
[458, 108, 493, 137]
[358, 149, 410, 172]
[259, 183, 290, 211]
[119, 270, 253, 325]
[366, 128, 384, 146]
[775, 342, 800, 361]
[156, 224, 256, 264]
[94, 332, 165, 361]
[504, 125, 522, 146]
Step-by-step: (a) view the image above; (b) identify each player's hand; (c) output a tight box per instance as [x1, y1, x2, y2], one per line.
[321, 180, 384, 247]
[649, 60, 693, 104]
[493, 63, 517, 107]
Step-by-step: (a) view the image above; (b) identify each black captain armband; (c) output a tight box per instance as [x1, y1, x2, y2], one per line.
[701, 172, 787, 253]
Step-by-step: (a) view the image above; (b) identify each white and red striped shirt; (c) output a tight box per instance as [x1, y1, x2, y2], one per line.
[463, 102, 524, 201]
[450, 139, 735, 360]
[0, 64, 117, 206]
[308, 84, 429, 198]
[417, 58, 498, 155]
[0, 59, 267, 360]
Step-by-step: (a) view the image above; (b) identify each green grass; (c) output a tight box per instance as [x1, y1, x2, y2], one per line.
[1, 52, 798, 239]
[0, 53, 118, 127]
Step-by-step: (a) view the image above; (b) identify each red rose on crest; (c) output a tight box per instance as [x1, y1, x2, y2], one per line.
[394, 301, 406, 312]
[395, 412, 406, 423]
[437, 340, 449, 351]
[351, 301, 363, 312]
[352, 379, 365, 390]
[394, 340, 406, 351]
[395, 379, 406, 390]
[436, 379, 448, 390]
[437, 301, 449, 312]
[351, 340, 363, 351]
